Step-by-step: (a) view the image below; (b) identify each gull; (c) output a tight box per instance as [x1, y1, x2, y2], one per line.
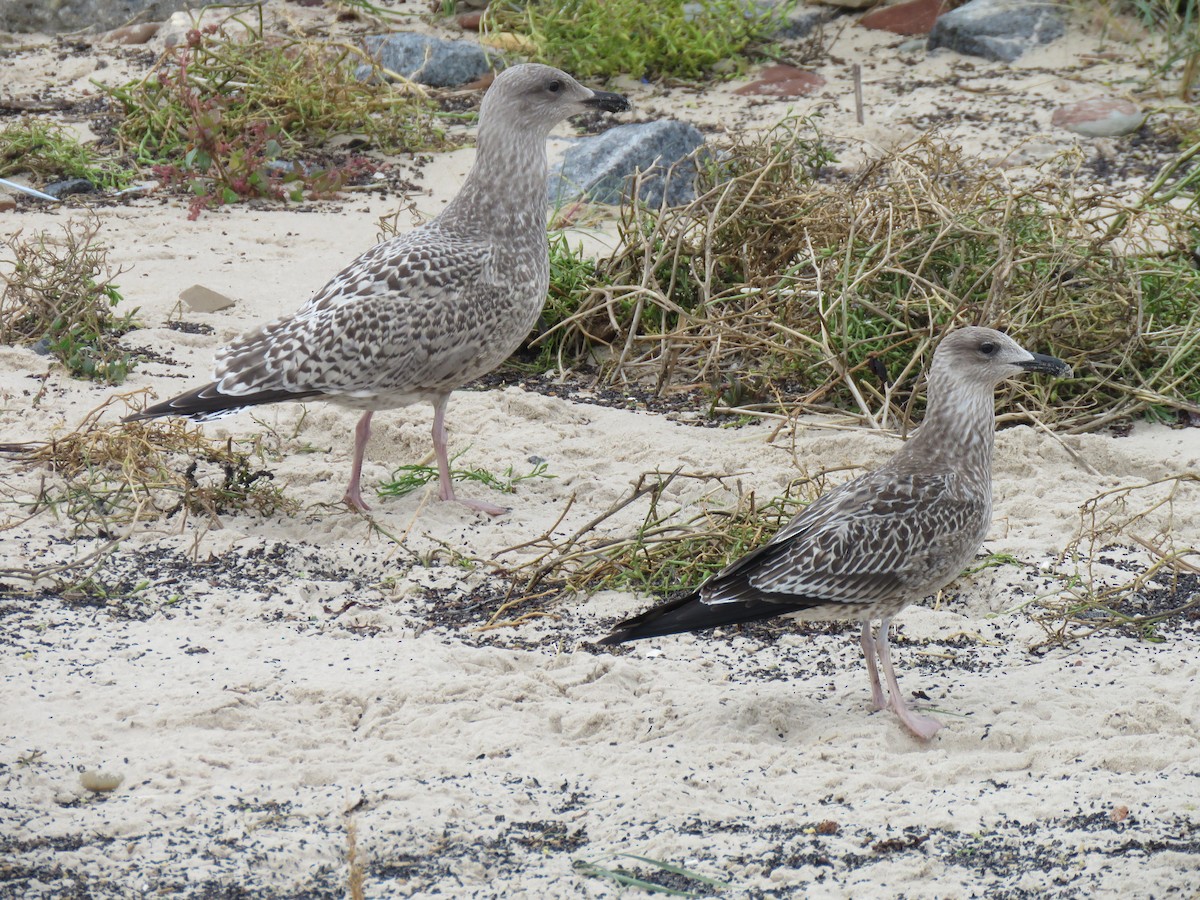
[125, 64, 629, 514]
[600, 327, 1071, 740]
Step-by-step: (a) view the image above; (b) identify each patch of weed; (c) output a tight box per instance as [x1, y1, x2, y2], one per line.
[573, 851, 732, 897]
[1123, 0, 1200, 97]
[0, 393, 298, 537]
[103, 9, 445, 217]
[0, 217, 138, 384]
[537, 121, 1200, 431]
[376, 452, 553, 500]
[516, 231, 610, 373]
[0, 118, 130, 189]
[499, 467, 839, 596]
[1030, 474, 1200, 648]
[484, 0, 785, 81]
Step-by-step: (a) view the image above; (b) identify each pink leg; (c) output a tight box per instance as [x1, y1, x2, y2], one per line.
[342, 411, 373, 512]
[876, 617, 943, 740]
[860, 620, 887, 710]
[431, 395, 507, 517]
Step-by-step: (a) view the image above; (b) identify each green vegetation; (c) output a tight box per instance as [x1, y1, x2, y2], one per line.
[574, 852, 732, 897]
[1124, 0, 1200, 96]
[0, 218, 138, 384]
[536, 120, 1200, 432]
[483, 0, 785, 80]
[501, 468, 835, 596]
[377, 452, 553, 500]
[518, 232, 610, 372]
[102, 8, 445, 217]
[0, 118, 130, 189]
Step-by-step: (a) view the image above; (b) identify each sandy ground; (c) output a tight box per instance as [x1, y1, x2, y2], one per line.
[2, 2, 1199, 897]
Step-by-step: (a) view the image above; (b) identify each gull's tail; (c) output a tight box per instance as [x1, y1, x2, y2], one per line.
[123, 383, 322, 423]
[599, 589, 803, 645]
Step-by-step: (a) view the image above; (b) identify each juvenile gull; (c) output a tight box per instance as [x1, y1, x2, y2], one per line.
[601, 327, 1071, 740]
[125, 64, 629, 514]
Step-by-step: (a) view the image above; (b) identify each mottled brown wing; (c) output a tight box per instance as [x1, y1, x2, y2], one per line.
[212, 228, 495, 397]
[701, 470, 985, 608]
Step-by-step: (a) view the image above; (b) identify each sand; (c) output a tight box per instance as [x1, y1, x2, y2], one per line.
[1, 2, 1198, 897]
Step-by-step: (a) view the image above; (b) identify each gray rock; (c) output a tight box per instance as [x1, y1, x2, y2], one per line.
[927, 0, 1064, 63]
[551, 120, 705, 208]
[43, 179, 96, 198]
[0, 0, 194, 34]
[358, 33, 494, 88]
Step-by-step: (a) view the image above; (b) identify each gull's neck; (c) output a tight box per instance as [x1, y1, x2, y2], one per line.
[892, 366, 996, 490]
[439, 121, 550, 241]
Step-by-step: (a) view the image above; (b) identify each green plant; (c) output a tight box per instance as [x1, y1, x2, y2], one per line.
[334, 0, 421, 22]
[484, 0, 785, 81]
[1124, 0, 1200, 97]
[376, 451, 553, 499]
[0, 217, 138, 383]
[534, 120, 1200, 432]
[511, 231, 611, 373]
[0, 118, 130, 189]
[102, 9, 445, 216]
[497, 467, 839, 596]
[573, 852, 731, 897]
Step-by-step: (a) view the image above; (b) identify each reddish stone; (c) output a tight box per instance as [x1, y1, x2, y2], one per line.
[1051, 97, 1143, 137]
[734, 65, 826, 98]
[456, 11, 483, 31]
[463, 72, 496, 92]
[103, 22, 159, 44]
[860, 0, 948, 35]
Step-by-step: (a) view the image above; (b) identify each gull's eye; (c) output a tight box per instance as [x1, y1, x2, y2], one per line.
[547, 80, 562, 93]
[979, 341, 997, 356]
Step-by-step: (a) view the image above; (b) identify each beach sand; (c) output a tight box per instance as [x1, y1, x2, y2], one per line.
[2, 3, 1198, 896]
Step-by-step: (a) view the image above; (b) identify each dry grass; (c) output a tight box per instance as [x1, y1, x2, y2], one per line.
[0, 392, 297, 537]
[495, 465, 847, 598]
[540, 122, 1200, 433]
[1028, 474, 1200, 648]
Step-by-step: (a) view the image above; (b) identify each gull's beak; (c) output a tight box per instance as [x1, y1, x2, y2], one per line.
[1019, 352, 1072, 377]
[584, 89, 631, 114]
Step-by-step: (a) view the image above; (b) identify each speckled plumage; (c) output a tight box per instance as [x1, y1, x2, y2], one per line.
[601, 327, 1071, 739]
[126, 64, 630, 513]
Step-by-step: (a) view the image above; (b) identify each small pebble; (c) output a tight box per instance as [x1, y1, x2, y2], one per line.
[42, 179, 95, 198]
[104, 22, 159, 45]
[1051, 97, 1143, 137]
[80, 770, 123, 793]
[181, 284, 236, 313]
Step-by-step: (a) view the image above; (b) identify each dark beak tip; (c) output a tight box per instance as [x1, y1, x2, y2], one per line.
[1022, 353, 1072, 378]
[587, 90, 631, 114]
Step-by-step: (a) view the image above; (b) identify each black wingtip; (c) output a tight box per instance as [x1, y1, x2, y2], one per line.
[597, 590, 707, 646]
[598, 585, 823, 647]
[122, 383, 323, 423]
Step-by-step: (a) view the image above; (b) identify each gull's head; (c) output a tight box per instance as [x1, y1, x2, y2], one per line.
[479, 63, 630, 135]
[931, 326, 1072, 391]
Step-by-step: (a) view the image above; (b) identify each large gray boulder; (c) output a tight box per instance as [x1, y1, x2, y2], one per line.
[551, 120, 706, 208]
[0, 0, 195, 33]
[359, 34, 494, 87]
[927, 0, 1064, 62]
